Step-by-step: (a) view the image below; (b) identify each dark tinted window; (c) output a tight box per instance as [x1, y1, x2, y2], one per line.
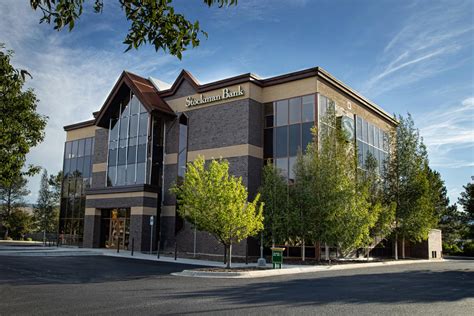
[275, 126, 288, 158]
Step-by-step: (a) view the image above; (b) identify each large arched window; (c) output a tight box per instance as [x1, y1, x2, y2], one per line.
[107, 94, 149, 186]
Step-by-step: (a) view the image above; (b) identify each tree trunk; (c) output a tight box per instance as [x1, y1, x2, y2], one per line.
[315, 241, 321, 261]
[226, 244, 232, 269]
[402, 237, 405, 259]
[301, 239, 305, 262]
[325, 243, 329, 261]
[394, 233, 398, 260]
[223, 245, 227, 265]
[366, 247, 370, 262]
[4, 228, 9, 240]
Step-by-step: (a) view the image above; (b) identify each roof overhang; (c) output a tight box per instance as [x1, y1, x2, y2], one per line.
[94, 71, 175, 128]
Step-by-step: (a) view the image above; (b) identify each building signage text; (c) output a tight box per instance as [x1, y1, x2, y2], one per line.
[185, 86, 245, 107]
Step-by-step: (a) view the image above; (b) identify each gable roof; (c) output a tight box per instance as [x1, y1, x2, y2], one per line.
[94, 71, 175, 127]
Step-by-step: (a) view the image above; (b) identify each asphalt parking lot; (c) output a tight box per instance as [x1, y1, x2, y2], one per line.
[0, 255, 472, 315]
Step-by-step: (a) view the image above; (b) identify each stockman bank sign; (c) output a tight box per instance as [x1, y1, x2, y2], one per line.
[185, 86, 245, 107]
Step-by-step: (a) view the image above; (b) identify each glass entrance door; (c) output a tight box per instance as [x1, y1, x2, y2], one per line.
[101, 208, 130, 249]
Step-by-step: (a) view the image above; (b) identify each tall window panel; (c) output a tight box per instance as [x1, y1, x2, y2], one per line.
[177, 114, 188, 181]
[318, 94, 336, 137]
[267, 94, 315, 181]
[60, 136, 94, 245]
[107, 94, 150, 186]
[355, 115, 389, 174]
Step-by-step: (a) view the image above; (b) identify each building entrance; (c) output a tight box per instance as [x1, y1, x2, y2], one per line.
[100, 208, 130, 249]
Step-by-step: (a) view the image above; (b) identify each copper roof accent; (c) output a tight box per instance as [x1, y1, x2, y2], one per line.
[94, 71, 175, 128]
[123, 71, 174, 115]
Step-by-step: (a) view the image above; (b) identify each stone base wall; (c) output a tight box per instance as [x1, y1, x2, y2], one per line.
[161, 219, 248, 257]
[83, 215, 101, 248]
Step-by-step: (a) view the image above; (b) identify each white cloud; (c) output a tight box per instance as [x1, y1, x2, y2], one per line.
[363, 1, 473, 96]
[0, 1, 180, 202]
[419, 96, 474, 169]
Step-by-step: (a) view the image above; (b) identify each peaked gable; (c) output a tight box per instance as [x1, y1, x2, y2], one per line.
[95, 71, 175, 128]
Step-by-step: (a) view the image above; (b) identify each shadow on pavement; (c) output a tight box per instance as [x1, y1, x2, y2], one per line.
[0, 255, 201, 285]
[167, 268, 474, 310]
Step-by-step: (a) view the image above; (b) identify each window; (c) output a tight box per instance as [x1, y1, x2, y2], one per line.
[107, 94, 150, 186]
[318, 95, 336, 127]
[289, 124, 301, 156]
[177, 114, 188, 180]
[275, 100, 288, 126]
[289, 97, 301, 124]
[275, 126, 288, 158]
[60, 136, 94, 246]
[355, 115, 389, 173]
[267, 94, 316, 179]
[302, 95, 315, 122]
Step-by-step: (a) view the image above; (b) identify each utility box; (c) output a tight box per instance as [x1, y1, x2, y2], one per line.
[271, 247, 285, 269]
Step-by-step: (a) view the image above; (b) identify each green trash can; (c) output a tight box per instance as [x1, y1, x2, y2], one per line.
[271, 247, 285, 269]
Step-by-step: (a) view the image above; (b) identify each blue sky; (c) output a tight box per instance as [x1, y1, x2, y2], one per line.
[0, 0, 472, 204]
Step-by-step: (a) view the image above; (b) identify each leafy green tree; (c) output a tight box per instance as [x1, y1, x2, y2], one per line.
[33, 170, 58, 244]
[438, 204, 467, 254]
[30, 0, 237, 59]
[427, 169, 450, 221]
[0, 44, 47, 186]
[458, 182, 474, 239]
[5, 209, 33, 240]
[384, 114, 438, 259]
[0, 175, 30, 239]
[258, 162, 290, 247]
[362, 153, 395, 258]
[288, 151, 315, 261]
[171, 156, 264, 268]
[306, 111, 377, 259]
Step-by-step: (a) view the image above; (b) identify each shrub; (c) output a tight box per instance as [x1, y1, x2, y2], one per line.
[443, 242, 462, 255]
[462, 241, 474, 257]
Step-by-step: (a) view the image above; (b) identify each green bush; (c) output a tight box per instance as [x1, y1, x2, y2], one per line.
[443, 242, 462, 255]
[462, 241, 474, 256]
[26, 237, 33, 241]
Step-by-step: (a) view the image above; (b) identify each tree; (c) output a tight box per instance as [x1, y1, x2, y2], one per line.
[171, 156, 264, 268]
[30, 0, 237, 59]
[306, 111, 377, 259]
[362, 153, 395, 259]
[438, 204, 468, 254]
[288, 152, 315, 261]
[0, 44, 47, 186]
[427, 168, 449, 222]
[5, 209, 33, 240]
[258, 162, 290, 247]
[0, 175, 30, 239]
[458, 182, 474, 239]
[384, 114, 438, 259]
[33, 170, 58, 244]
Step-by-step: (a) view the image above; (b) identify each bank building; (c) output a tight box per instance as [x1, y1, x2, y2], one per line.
[60, 66, 439, 259]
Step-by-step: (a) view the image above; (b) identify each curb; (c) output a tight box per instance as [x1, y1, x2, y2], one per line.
[0, 250, 100, 257]
[172, 259, 446, 279]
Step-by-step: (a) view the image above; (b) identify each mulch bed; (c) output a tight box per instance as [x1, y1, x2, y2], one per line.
[195, 267, 272, 272]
